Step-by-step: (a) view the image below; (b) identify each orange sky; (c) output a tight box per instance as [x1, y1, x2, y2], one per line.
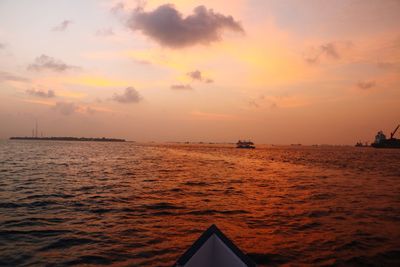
[0, 0, 399, 144]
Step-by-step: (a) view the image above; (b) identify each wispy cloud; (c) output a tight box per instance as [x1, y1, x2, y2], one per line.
[0, 71, 29, 82]
[357, 80, 376, 90]
[24, 99, 104, 115]
[132, 58, 152, 65]
[96, 28, 114, 36]
[304, 42, 351, 64]
[191, 111, 237, 121]
[85, 106, 97, 115]
[28, 54, 79, 72]
[247, 94, 310, 109]
[112, 87, 142, 103]
[53, 101, 78, 115]
[247, 95, 276, 109]
[26, 89, 55, 98]
[52, 20, 73, 32]
[248, 99, 260, 108]
[376, 61, 399, 71]
[110, 2, 125, 14]
[127, 4, 244, 48]
[170, 84, 193, 90]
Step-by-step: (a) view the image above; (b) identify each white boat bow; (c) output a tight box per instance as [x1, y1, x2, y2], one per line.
[174, 224, 256, 267]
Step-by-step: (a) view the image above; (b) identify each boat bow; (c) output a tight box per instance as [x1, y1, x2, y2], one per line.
[174, 224, 256, 267]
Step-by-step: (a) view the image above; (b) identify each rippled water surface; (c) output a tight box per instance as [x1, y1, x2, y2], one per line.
[0, 140, 399, 266]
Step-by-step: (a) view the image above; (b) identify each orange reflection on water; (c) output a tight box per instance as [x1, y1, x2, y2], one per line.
[1, 142, 399, 266]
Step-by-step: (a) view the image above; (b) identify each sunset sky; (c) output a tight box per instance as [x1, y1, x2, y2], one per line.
[0, 0, 399, 144]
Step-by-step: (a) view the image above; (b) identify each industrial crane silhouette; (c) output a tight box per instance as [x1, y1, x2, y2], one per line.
[390, 124, 400, 139]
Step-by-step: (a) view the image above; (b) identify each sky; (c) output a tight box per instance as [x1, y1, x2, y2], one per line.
[0, 0, 399, 144]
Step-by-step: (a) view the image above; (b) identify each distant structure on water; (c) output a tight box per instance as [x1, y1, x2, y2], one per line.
[10, 137, 126, 142]
[371, 124, 400, 149]
[10, 119, 125, 142]
[236, 140, 255, 149]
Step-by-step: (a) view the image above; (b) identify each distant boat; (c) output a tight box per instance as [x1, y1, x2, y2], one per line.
[236, 140, 255, 149]
[371, 124, 400, 149]
[174, 224, 256, 267]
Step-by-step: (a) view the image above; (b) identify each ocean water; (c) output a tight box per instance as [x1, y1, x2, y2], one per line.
[0, 140, 399, 266]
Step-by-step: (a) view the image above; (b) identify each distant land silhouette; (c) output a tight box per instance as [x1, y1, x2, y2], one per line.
[9, 137, 126, 142]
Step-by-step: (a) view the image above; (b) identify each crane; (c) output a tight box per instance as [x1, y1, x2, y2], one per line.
[390, 124, 400, 139]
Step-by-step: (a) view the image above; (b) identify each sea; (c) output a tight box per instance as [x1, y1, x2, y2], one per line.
[0, 140, 399, 266]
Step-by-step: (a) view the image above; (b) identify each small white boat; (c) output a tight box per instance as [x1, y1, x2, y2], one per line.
[236, 140, 255, 149]
[174, 224, 256, 267]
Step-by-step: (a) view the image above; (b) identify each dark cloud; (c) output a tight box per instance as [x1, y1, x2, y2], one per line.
[320, 43, 339, 59]
[304, 42, 344, 64]
[171, 70, 213, 90]
[357, 80, 376, 90]
[26, 89, 55, 98]
[52, 20, 73, 32]
[96, 28, 114, 36]
[53, 101, 78, 115]
[187, 70, 214, 83]
[127, 4, 244, 48]
[187, 70, 202, 81]
[28, 54, 78, 72]
[0, 71, 29, 82]
[112, 87, 142, 103]
[170, 84, 193, 90]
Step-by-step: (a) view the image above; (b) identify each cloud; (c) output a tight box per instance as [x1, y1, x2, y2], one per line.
[357, 80, 376, 90]
[28, 54, 78, 72]
[0, 43, 5, 49]
[52, 20, 73, 32]
[26, 89, 55, 98]
[0, 71, 29, 82]
[127, 4, 244, 48]
[191, 111, 236, 121]
[376, 61, 398, 70]
[85, 106, 96, 115]
[53, 101, 78, 115]
[133, 58, 152, 65]
[110, 2, 125, 14]
[187, 70, 202, 81]
[247, 95, 267, 108]
[170, 84, 193, 90]
[248, 99, 259, 108]
[187, 70, 214, 83]
[112, 87, 142, 103]
[246, 94, 308, 109]
[96, 28, 114, 36]
[304, 42, 348, 64]
[320, 43, 339, 59]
